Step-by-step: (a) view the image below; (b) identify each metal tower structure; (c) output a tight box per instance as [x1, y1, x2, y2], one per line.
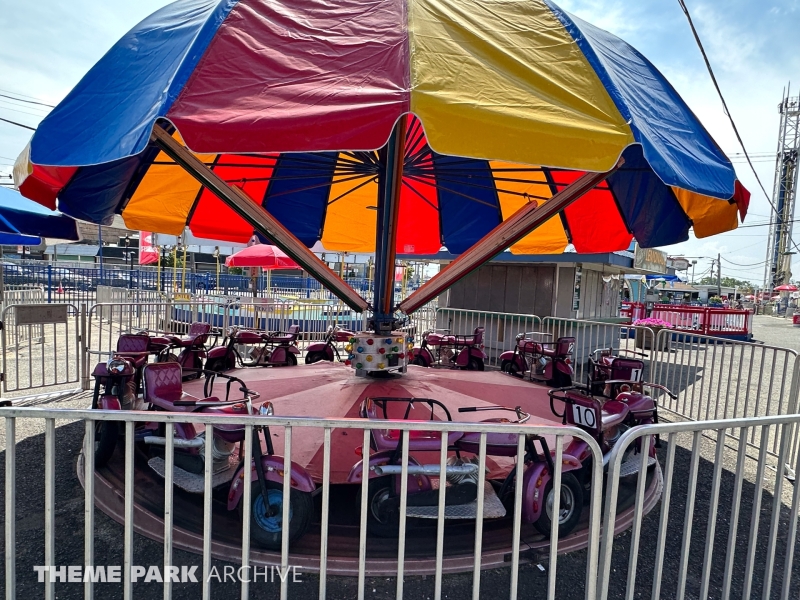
[764, 85, 800, 294]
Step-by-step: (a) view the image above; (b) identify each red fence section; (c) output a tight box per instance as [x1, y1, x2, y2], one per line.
[620, 302, 646, 324]
[650, 304, 753, 337]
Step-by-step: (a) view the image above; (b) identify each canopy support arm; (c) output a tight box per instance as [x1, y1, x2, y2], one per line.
[372, 118, 407, 333]
[151, 126, 369, 313]
[398, 159, 624, 314]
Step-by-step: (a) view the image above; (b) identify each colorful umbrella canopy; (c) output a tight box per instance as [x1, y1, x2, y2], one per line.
[773, 284, 798, 292]
[0, 187, 79, 241]
[224, 244, 299, 269]
[15, 0, 748, 258]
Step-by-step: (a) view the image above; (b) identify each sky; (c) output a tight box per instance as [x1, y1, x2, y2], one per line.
[0, 0, 799, 285]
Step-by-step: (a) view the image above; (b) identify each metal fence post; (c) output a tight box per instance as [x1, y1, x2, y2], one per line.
[80, 303, 89, 391]
[784, 352, 800, 477]
[47, 265, 52, 304]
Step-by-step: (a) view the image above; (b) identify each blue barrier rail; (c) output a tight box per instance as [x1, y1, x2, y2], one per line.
[1, 263, 380, 303]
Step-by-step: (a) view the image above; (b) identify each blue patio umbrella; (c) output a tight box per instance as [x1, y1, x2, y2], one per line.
[0, 231, 41, 246]
[0, 186, 79, 242]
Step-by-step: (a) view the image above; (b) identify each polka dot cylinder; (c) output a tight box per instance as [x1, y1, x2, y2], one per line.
[349, 332, 410, 375]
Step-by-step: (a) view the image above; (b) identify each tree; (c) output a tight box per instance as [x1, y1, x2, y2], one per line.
[697, 276, 754, 293]
[160, 252, 185, 268]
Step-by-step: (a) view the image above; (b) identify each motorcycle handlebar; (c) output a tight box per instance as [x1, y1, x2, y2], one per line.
[458, 405, 530, 422]
[642, 382, 678, 399]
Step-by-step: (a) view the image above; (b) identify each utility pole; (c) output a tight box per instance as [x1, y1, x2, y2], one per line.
[717, 253, 722, 297]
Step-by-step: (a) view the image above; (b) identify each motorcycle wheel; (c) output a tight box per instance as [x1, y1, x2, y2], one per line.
[533, 472, 584, 537]
[501, 360, 522, 377]
[360, 476, 400, 537]
[550, 368, 572, 388]
[411, 356, 428, 367]
[466, 357, 485, 371]
[241, 482, 313, 551]
[304, 351, 328, 364]
[156, 352, 179, 363]
[93, 421, 118, 468]
[205, 358, 227, 373]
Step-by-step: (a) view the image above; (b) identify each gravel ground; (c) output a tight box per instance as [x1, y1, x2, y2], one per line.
[0, 315, 798, 598]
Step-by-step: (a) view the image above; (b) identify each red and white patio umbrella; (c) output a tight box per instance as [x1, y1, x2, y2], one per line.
[224, 244, 299, 269]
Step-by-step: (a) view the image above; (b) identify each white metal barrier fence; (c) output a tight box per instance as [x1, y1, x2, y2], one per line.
[0, 304, 82, 395]
[0, 407, 604, 600]
[598, 413, 800, 600]
[0, 286, 46, 350]
[650, 328, 800, 466]
[540, 317, 656, 383]
[434, 308, 544, 368]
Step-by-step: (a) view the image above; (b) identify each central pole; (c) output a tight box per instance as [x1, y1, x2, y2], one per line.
[371, 117, 407, 334]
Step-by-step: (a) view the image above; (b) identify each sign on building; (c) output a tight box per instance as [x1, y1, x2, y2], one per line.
[633, 244, 668, 274]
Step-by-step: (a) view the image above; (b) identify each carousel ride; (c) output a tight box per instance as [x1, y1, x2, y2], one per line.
[16, 0, 750, 575]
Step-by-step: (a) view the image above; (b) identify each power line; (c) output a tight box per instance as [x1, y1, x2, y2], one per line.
[677, 0, 775, 214]
[0, 93, 54, 108]
[0, 87, 49, 101]
[0, 117, 36, 130]
[722, 256, 769, 267]
[0, 103, 48, 119]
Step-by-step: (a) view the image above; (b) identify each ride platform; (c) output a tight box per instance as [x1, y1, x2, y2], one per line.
[80, 362, 663, 575]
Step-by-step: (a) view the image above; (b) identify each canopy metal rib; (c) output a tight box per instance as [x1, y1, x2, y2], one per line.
[150, 125, 368, 313]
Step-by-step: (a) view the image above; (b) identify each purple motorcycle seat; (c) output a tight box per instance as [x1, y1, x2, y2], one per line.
[458, 431, 519, 457]
[265, 333, 296, 343]
[113, 351, 149, 368]
[601, 400, 629, 430]
[372, 426, 463, 452]
[167, 335, 204, 348]
[148, 336, 171, 349]
[169, 323, 212, 348]
[234, 330, 264, 345]
[117, 333, 151, 353]
[426, 333, 455, 346]
[265, 324, 300, 344]
[616, 392, 656, 415]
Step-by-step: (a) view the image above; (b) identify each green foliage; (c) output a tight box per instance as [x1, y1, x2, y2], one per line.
[160, 252, 185, 268]
[228, 267, 243, 275]
[697, 276, 754, 292]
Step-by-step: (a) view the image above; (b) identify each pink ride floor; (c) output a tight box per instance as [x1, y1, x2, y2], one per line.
[83, 361, 663, 575]
[183, 362, 567, 483]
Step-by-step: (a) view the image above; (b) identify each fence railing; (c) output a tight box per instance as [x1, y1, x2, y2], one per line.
[3, 407, 798, 599]
[0, 303, 82, 394]
[434, 308, 543, 368]
[650, 304, 753, 337]
[541, 317, 656, 383]
[651, 328, 800, 467]
[0, 406, 604, 600]
[599, 413, 800, 600]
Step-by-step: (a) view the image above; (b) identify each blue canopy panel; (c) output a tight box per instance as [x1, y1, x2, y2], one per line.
[434, 155, 502, 254]
[546, 1, 736, 200]
[608, 145, 692, 248]
[30, 0, 239, 167]
[0, 232, 41, 246]
[0, 188, 79, 240]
